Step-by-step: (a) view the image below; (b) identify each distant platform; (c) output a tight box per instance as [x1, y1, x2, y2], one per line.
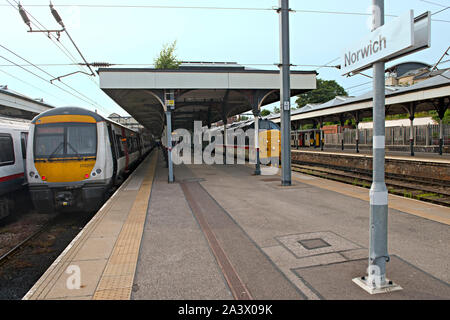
[292, 147, 450, 163]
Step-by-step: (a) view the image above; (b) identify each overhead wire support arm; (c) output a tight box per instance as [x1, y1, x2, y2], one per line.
[50, 70, 93, 83]
[17, 2, 96, 78]
[431, 46, 450, 72]
[49, 2, 95, 77]
[63, 28, 96, 77]
[18, 3, 64, 39]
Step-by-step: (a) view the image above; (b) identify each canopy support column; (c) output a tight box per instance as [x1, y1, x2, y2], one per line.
[339, 115, 345, 151]
[434, 98, 448, 156]
[409, 103, 416, 157]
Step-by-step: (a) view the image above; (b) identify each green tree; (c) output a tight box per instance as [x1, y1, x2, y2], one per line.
[431, 109, 450, 125]
[260, 109, 271, 117]
[154, 41, 181, 69]
[272, 106, 280, 114]
[295, 79, 348, 109]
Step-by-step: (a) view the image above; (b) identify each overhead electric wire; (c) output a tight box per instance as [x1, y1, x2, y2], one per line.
[6, 0, 84, 70]
[431, 6, 450, 16]
[0, 3, 411, 17]
[0, 68, 70, 104]
[0, 52, 105, 113]
[344, 81, 372, 91]
[0, 43, 104, 110]
[420, 0, 448, 8]
[0, 63, 89, 67]
[4, 0, 110, 113]
[7, 0, 98, 84]
[316, 57, 340, 71]
[1, 2, 449, 22]
[347, 85, 373, 95]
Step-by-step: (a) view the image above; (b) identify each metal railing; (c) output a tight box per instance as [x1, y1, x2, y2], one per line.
[323, 124, 450, 146]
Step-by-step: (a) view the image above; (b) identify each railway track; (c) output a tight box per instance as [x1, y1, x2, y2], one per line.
[0, 211, 94, 299]
[0, 220, 55, 267]
[291, 162, 450, 207]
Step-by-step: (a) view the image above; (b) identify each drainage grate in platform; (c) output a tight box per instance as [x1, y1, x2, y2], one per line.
[276, 231, 362, 258]
[298, 238, 331, 250]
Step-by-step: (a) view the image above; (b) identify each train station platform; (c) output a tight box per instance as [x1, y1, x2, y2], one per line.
[23, 149, 450, 300]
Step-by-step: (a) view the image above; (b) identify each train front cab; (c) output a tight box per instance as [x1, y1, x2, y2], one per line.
[257, 120, 280, 166]
[27, 109, 113, 213]
[291, 129, 321, 149]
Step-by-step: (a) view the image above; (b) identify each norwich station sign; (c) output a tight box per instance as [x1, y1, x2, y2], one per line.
[341, 10, 431, 75]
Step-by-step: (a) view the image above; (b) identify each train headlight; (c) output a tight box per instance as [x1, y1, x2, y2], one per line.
[96, 168, 102, 174]
[29, 171, 35, 177]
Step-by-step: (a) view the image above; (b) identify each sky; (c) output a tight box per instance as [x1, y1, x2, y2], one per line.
[0, 0, 449, 118]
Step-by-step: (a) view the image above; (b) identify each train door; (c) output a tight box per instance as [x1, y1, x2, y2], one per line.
[137, 135, 142, 158]
[121, 128, 129, 172]
[107, 124, 118, 183]
[20, 132, 28, 173]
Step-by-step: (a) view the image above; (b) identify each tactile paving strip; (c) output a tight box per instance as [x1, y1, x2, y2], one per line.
[92, 151, 157, 300]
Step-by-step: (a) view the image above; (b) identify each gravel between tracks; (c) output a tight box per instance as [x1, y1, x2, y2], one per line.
[0, 211, 94, 300]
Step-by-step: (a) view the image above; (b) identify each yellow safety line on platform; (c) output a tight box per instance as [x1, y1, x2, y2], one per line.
[92, 150, 157, 300]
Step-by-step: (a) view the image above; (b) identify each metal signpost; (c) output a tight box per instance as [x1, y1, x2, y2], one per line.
[341, 1, 430, 294]
[165, 90, 175, 183]
[278, 0, 292, 186]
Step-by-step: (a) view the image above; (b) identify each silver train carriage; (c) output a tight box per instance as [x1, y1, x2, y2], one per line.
[0, 117, 29, 219]
[26, 107, 152, 213]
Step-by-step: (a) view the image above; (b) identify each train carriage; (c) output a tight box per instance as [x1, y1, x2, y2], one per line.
[291, 129, 322, 148]
[0, 117, 29, 219]
[213, 118, 281, 164]
[27, 107, 151, 213]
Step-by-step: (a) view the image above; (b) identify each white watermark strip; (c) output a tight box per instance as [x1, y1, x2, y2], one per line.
[373, 135, 385, 149]
[370, 190, 388, 205]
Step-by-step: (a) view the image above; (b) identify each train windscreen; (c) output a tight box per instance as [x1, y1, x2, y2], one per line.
[34, 123, 97, 159]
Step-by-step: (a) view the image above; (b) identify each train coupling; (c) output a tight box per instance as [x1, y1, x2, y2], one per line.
[55, 191, 74, 207]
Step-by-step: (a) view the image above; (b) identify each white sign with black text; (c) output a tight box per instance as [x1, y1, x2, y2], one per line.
[341, 10, 414, 75]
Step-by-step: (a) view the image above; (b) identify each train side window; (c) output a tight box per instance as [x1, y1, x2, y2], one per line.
[0, 134, 15, 166]
[116, 134, 125, 157]
[21, 132, 28, 159]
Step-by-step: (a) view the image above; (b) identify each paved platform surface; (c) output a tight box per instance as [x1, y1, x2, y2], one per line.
[23, 152, 158, 300]
[24, 149, 450, 300]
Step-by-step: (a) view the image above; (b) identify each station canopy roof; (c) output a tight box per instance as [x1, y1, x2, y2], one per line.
[0, 86, 54, 120]
[268, 69, 450, 124]
[98, 63, 317, 137]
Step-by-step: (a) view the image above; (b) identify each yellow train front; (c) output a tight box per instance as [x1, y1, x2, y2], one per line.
[26, 107, 151, 213]
[214, 119, 281, 164]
